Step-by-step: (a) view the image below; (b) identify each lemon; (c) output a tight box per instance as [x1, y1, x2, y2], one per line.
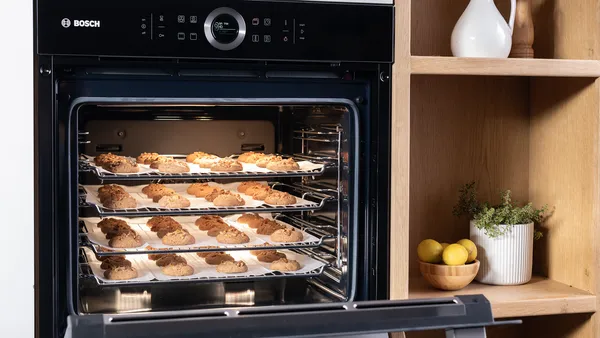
[457, 239, 477, 263]
[417, 239, 443, 263]
[442, 244, 468, 266]
[440, 243, 450, 250]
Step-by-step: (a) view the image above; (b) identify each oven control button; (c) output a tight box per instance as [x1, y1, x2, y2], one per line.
[204, 7, 246, 51]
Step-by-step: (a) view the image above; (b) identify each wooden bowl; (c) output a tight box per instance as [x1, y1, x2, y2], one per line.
[419, 260, 480, 291]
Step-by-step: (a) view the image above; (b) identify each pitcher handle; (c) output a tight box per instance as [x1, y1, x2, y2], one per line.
[508, 0, 516, 34]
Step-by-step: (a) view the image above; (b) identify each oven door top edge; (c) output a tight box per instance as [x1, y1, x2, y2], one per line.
[36, 1, 394, 63]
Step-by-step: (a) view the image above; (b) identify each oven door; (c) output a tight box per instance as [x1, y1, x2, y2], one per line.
[66, 295, 509, 338]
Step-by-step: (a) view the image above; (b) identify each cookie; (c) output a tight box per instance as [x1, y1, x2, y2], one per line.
[136, 152, 161, 164]
[94, 153, 119, 166]
[156, 223, 183, 238]
[147, 216, 180, 230]
[270, 258, 301, 271]
[155, 160, 190, 173]
[256, 155, 282, 168]
[151, 188, 176, 202]
[204, 252, 235, 265]
[205, 188, 227, 202]
[244, 184, 269, 197]
[104, 266, 138, 280]
[97, 185, 126, 203]
[187, 183, 209, 196]
[216, 227, 250, 244]
[146, 247, 173, 261]
[142, 183, 168, 198]
[195, 215, 227, 231]
[237, 181, 265, 193]
[161, 263, 194, 276]
[156, 255, 187, 267]
[250, 243, 276, 256]
[186, 151, 209, 163]
[97, 218, 128, 232]
[266, 158, 300, 171]
[270, 228, 303, 243]
[257, 251, 287, 263]
[237, 213, 262, 226]
[158, 194, 191, 208]
[238, 152, 264, 164]
[161, 229, 196, 246]
[101, 220, 130, 235]
[216, 260, 248, 274]
[211, 159, 243, 172]
[213, 192, 245, 207]
[207, 223, 233, 237]
[102, 190, 137, 209]
[149, 156, 171, 169]
[193, 154, 220, 168]
[108, 230, 143, 248]
[151, 253, 177, 264]
[102, 157, 140, 173]
[196, 247, 222, 258]
[264, 191, 297, 206]
[194, 185, 221, 198]
[249, 186, 272, 201]
[99, 256, 132, 270]
[256, 219, 286, 235]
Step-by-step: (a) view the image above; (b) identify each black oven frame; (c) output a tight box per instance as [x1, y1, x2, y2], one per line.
[35, 56, 392, 336]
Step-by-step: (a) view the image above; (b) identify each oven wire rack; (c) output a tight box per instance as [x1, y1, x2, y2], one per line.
[79, 247, 331, 287]
[80, 214, 336, 256]
[79, 154, 328, 181]
[79, 186, 333, 217]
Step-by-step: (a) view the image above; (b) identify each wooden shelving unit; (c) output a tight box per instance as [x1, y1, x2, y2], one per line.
[410, 276, 596, 319]
[411, 56, 600, 77]
[390, 0, 600, 337]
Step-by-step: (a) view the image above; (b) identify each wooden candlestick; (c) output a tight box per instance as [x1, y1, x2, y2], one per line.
[510, 0, 535, 58]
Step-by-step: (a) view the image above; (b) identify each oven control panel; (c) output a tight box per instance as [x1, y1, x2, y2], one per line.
[37, 0, 393, 62]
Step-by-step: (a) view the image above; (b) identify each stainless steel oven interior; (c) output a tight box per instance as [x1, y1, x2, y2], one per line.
[76, 102, 359, 314]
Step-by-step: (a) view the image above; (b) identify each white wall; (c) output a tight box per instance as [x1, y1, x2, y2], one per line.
[0, 0, 35, 337]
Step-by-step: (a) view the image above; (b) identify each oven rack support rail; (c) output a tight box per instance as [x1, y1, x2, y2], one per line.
[66, 295, 519, 338]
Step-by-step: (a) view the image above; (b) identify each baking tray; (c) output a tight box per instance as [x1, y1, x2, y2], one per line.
[80, 247, 329, 286]
[81, 183, 330, 217]
[80, 154, 326, 181]
[81, 214, 332, 255]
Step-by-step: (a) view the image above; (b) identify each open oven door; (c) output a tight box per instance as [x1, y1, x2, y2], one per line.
[66, 295, 519, 338]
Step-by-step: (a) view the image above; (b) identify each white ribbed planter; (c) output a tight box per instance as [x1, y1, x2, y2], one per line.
[469, 220, 533, 285]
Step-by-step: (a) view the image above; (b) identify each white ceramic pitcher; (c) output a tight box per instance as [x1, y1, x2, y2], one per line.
[451, 0, 516, 58]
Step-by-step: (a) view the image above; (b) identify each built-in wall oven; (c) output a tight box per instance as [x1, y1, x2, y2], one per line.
[35, 0, 508, 337]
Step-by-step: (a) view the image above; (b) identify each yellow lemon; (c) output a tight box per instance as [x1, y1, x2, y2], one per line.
[442, 244, 468, 266]
[457, 239, 477, 263]
[417, 239, 443, 263]
[440, 243, 450, 250]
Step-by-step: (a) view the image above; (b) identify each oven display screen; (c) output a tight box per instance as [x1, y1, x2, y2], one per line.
[211, 14, 239, 43]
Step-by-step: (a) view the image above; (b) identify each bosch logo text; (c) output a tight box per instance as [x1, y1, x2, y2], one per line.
[74, 20, 101, 27]
[62, 18, 101, 28]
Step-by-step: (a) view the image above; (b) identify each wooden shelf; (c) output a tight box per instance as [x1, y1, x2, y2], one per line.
[410, 56, 600, 77]
[409, 276, 596, 318]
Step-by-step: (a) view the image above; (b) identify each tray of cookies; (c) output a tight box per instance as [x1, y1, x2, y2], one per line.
[81, 247, 328, 286]
[82, 182, 328, 217]
[80, 151, 326, 181]
[81, 214, 323, 254]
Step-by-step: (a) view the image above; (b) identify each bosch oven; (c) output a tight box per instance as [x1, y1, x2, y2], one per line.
[34, 0, 506, 337]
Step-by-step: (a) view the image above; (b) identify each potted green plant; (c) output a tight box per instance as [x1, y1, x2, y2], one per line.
[453, 182, 547, 285]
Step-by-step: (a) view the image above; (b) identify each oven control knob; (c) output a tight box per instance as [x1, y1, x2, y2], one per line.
[204, 7, 246, 51]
